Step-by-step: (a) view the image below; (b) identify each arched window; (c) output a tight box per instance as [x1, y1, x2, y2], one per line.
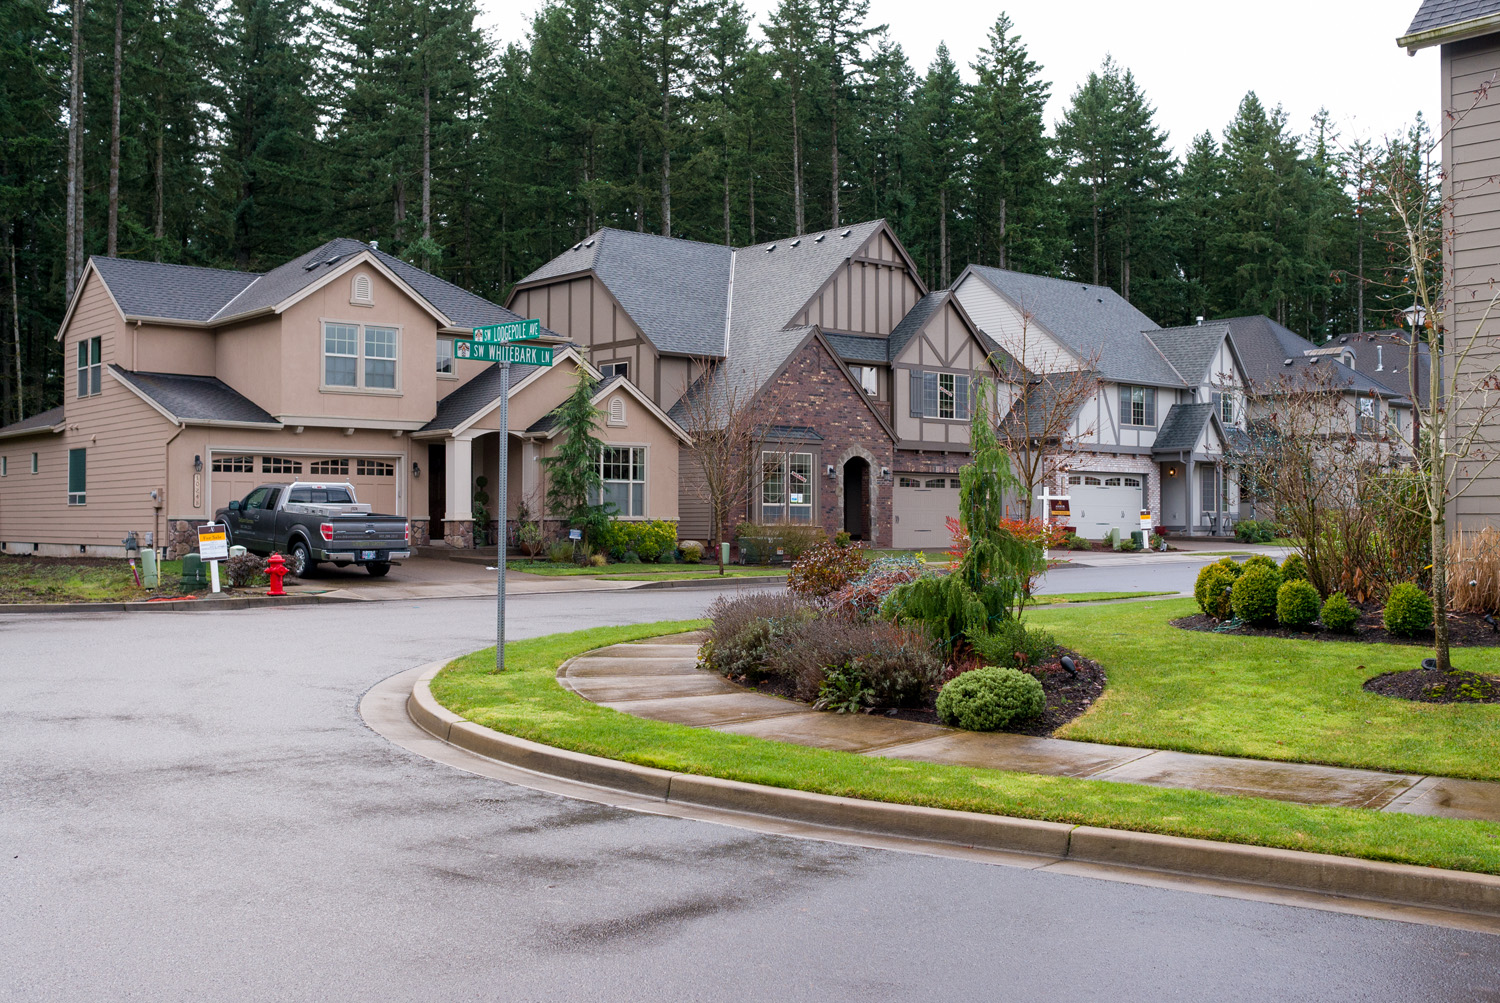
[608, 396, 626, 426]
[351, 274, 373, 305]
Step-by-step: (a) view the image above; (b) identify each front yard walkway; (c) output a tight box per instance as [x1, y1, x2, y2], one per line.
[558, 633, 1500, 824]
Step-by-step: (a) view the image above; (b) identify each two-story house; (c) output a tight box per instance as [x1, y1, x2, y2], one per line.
[952, 265, 1251, 537]
[509, 220, 1007, 548]
[0, 239, 687, 558]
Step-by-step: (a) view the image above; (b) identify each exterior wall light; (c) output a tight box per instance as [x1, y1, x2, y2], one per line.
[194, 455, 202, 472]
[412, 461, 421, 479]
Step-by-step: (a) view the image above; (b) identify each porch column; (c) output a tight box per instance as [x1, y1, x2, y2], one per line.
[443, 434, 476, 548]
[1184, 457, 1196, 535]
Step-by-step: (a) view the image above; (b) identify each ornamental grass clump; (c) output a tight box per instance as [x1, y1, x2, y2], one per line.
[1383, 583, 1434, 637]
[1320, 592, 1360, 633]
[1276, 579, 1322, 628]
[936, 666, 1045, 731]
[1231, 565, 1283, 625]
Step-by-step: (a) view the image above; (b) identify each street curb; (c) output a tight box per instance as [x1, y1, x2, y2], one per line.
[0, 592, 359, 615]
[629, 575, 786, 590]
[408, 657, 1500, 922]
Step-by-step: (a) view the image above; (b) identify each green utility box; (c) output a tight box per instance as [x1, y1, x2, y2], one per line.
[180, 553, 209, 590]
[1131, 530, 1147, 549]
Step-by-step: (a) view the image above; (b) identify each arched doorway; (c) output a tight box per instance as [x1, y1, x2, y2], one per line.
[843, 457, 870, 541]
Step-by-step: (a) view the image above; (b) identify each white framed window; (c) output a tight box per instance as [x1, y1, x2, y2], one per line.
[77, 336, 101, 398]
[599, 361, 629, 380]
[356, 459, 394, 477]
[925, 477, 947, 488]
[762, 450, 812, 523]
[212, 455, 254, 473]
[1219, 392, 1234, 425]
[67, 448, 86, 505]
[31, 452, 38, 474]
[1067, 475, 1081, 485]
[594, 446, 646, 517]
[351, 274, 373, 305]
[1104, 477, 1122, 486]
[262, 456, 303, 475]
[899, 476, 921, 488]
[607, 396, 626, 427]
[1084, 476, 1101, 486]
[436, 338, 455, 376]
[1357, 397, 1378, 433]
[323, 321, 400, 392]
[851, 365, 879, 396]
[1120, 386, 1156, 427]
[309, 458, 348, 476]
[1123, 476, 1141, 488]
[910, 370, 970, 420]
[950, 478, 962, 488]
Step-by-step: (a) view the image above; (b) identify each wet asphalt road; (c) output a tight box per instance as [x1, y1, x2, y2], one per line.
[5, 589, 1500, 1002]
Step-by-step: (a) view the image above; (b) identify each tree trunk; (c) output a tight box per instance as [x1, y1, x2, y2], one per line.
[421, 80, 432, 242]
[939, 188, 949, 288]
[791, 92, 804, 235]
[65, 0, 84, 299]
[394, 178, 406, 243]
[997, 196, 1007, 269]
[829, 78, 839, 228]
[6, 230, 22, 423]
[723, 168, 731, 245]
[108, 0, 123, 258]
[660, 15, 672, 239]
[748, 157, 756, 242]
[636, 143, 645, 232]
[1090, 183, 1100, 286]
[154, 118, 165, 261]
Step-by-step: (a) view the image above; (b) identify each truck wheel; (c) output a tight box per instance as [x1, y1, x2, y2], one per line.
[365, 562, 391, 578]
[289, 540, 316, 578]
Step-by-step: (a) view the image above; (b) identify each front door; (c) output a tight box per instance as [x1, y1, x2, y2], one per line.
[427, 443, 446, 529]
[843, 458, 869, 540]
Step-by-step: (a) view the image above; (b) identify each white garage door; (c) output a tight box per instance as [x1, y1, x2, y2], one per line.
[1066, 472, 1144, 539]
[211, 453, 403, 515]
[893, 474, 961, 549]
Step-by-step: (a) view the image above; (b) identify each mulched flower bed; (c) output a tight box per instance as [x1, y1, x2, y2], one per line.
[1172, 607, 1500, 647]
[1364, 667, 1500, 704]
[726, 647, 1106, 737]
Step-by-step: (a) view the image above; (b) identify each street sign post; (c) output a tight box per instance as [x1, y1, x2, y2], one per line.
[197, 522, 228, 593]
[453, 340, 553, 366]
[479, 319, 553, 672]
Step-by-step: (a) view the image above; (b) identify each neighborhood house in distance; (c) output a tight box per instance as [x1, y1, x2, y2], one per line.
[0, 220, 1428, 557]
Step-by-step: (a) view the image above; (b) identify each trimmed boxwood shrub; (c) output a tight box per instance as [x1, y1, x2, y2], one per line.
[1242, 554, 1278, 574]
[1194, 565, 1237, 619]
[1383, 583, 1434, 637]
[936, 667, 1045, 731]
[1231, 565, 1283, 625]
[1320, 592, 1359, 633]
[1280, 552, 1310, 582]
[1276, 579, 1322, 628]
[596, 519, 678, 563]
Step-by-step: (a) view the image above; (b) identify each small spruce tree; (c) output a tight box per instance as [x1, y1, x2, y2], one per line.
[541, 368, 610, 543]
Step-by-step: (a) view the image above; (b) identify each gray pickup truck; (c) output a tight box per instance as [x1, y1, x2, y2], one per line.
[215, 481, 411, 577]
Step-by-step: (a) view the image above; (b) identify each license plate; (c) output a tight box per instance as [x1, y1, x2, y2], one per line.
[362, 550, 377, 560]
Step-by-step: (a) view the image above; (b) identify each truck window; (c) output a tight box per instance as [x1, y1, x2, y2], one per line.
[288, 486, 354, 504]
[243, 487, 269, 510]
[263, 488, 281, 508]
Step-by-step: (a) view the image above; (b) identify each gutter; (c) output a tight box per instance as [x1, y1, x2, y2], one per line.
[1399, 12, 1500, 52]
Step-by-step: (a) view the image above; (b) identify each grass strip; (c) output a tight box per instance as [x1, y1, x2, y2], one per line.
[1029, 591, 1174, 605]
[430, 621, 1500, 876]
[507, 561, 788, 578]
[1034, 599, 1500, 783]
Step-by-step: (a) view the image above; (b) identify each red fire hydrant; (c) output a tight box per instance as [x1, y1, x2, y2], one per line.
[266, 553, 289, 596]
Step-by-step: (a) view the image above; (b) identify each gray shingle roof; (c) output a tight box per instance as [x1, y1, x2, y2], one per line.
[1152, 403, 1220, 454]
[420, 362, 547, 434]
[517, 228, 732, 357]
[1144, 321, 1233, 387]
[824, 333, 889, 364]
[667, 325, 819, 428]
[0, 405, 65, 438]
[89, 257, 259, 322]
[996, 372, 1096, 439]
[960, 265, 1182, 387]
[1404, 0, 1500, 37]
[1335, 331, 1431, 402]
[110, 366, 279, 425]
[728, 221, 888, 347]
[887, 291, 948, 360]
[1226, 316, 1407, 400]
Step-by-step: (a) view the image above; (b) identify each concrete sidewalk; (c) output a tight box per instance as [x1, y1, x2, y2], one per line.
[558, 634, 1500, 824]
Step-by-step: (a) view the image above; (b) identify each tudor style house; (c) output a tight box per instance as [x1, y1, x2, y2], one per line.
[509, 220, 1008, 548]
[0, 240, 687, 558]
[951, 265, 1251, 538]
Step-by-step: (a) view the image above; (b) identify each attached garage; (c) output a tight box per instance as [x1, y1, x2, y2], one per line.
[1064, 472, 1145, 539]
[893, 474, 961, 549]
[210, 452, 403, 515]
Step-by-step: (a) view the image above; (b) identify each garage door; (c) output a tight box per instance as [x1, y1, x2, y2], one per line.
[210, 453, 402, 515]
[1065, 472, 1144, 539]
[893, 474, 961, 549]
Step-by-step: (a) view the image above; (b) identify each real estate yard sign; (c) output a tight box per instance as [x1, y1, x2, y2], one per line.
[198, 523, 228, 593]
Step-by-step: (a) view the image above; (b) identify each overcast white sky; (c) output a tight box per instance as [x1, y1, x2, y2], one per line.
[477, 0, 1438, 156]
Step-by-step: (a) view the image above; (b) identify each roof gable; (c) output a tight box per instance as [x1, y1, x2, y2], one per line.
[1144, 321, 1234, 387]
[1401, 0, 1500, 47]
[1152, 402, 1225, 455]
[728, 220, 888, 346]
[89, 256, 258, 324]
[108, 365, 280, 426]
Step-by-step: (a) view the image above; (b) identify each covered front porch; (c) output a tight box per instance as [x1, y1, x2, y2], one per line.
[1152, 402, 1239, 538]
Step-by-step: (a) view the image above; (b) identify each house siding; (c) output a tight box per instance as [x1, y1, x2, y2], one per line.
[791, 229, 925, 336]
[891, 298, 993, 447]
[951, 274, 1076, 372]
[508, 276, 662, 405]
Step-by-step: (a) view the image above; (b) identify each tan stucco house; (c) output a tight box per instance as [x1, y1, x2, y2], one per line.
[0, 240, 687, 558]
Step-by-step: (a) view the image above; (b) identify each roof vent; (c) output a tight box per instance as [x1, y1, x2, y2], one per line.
[840, 229, 852, 238]
[1309, 356, 1320, 364]
[767, 244, 777, 252]
[1097, 298, 1103, 303]
[790, 238, 801, 247]
[584, 239, 595, 247]
[323, 254, 342, 267]
[1283, 358, 1294, 366]
[1339, 335, 1348, 343]
[572, 242, 582, 251]
[303, 262, 319, 271]
[370, 240, 378, 251]
[814, 234, 826, 242]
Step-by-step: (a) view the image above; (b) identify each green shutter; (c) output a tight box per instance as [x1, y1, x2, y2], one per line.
[68, 448, 86, 500]
[909, 371, 922, 417]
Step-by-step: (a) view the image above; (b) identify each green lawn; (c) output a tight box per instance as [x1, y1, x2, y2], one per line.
[0, 556, 185, 602]
[1029, 591, 1174, 605]
[507, 561, 788, 578]
[430, 622, 1500, 875]
[1033, 598, 1500, 782]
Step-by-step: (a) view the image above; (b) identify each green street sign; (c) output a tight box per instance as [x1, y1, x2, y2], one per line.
[472, 318, 541, 343]
[453, 340, 554, 366]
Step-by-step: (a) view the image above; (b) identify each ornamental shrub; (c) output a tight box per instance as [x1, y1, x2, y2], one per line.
[1231, 565, 1283, 625]
[1214, 556, 1245, 579]
[1242, 554, 1278, 574]
[968, 619, 1056, 670]
[701, 591, 815, 682]
[1320, 592, 1359, 633]
[936, 667, 1045, 731]
[1276, 579, 1322, 628]
[225, 552, 267, 588]
[785, 618, 942, 708]
[1280, 552, 1310, 582]
[681, 542, 703, 563]
[1235, 518, 1278, 544]
[1383, 583, 1434, 637]
[787, 542, 871, 601]
[1067, 534, 1092, 551]
[1195, 564, 1237, 618]
[596, 519, 678, 563]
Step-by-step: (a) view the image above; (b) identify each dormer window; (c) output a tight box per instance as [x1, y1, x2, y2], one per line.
[351, 274, 373, 306]
[76, 337, 101, 398]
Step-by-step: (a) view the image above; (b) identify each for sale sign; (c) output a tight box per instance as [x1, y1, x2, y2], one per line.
[198, 523, 229, 561]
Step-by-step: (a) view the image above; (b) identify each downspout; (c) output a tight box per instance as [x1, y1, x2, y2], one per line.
[161, 420, 185, 559]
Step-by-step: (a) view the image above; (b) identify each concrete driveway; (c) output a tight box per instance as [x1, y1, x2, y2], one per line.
[5, 589, 1499, 1001]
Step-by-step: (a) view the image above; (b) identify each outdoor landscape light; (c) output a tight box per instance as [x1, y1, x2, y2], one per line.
[1486, 614, 1497, 633]
[826, 464, 835, 477]
[1060, 655, 1077, 678]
